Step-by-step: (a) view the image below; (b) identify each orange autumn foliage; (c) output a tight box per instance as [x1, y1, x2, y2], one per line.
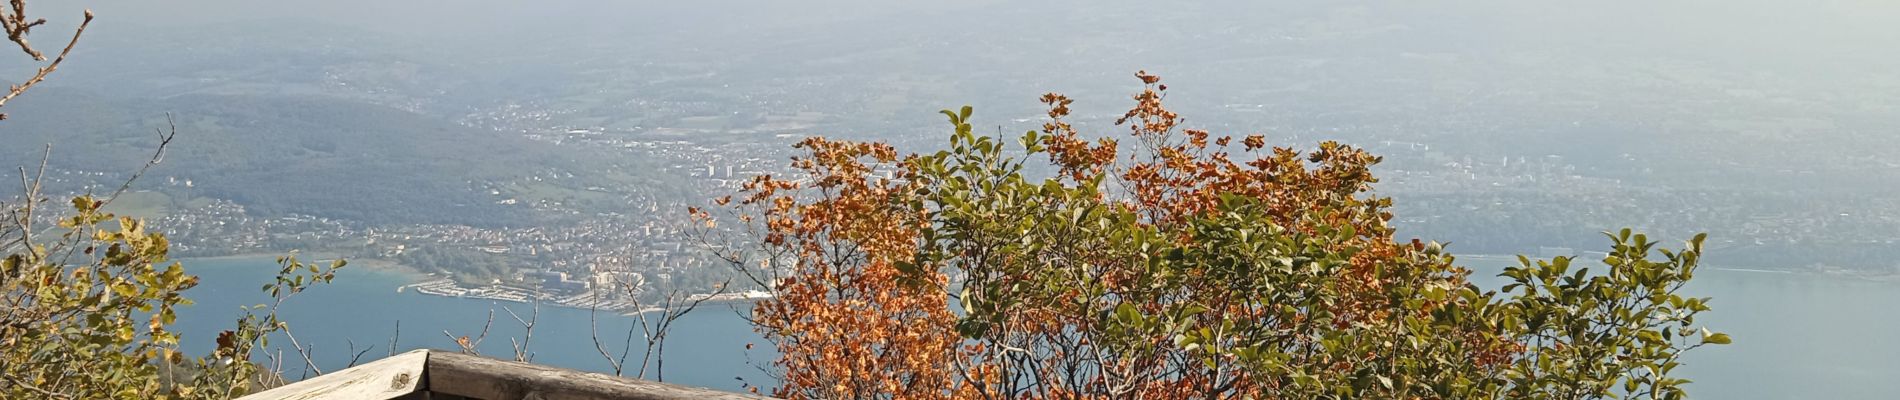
[720, 139, 990, 399]
[707, 72, 1723, 400]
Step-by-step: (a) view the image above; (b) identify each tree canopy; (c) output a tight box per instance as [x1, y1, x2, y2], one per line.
[711, 72, 1726, 399]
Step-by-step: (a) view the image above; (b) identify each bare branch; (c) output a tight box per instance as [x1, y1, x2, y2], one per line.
[503, 303, 538, 363]
[10, 144, 47, 260]
[614, 293, 642, 376]
[279, 326, 323, 379]
[444, 308, 495, 355]
[345, 339, 375, 368]
[387, 320, 401, 358]
[634, 275, 731, 382]
[588, 286, 629, 375]
[101, 113, 175, 207]
[0, 0, 50, 60]
[0, 8, 92, 120]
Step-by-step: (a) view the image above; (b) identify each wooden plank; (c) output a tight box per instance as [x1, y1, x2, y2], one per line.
[239, 349, 429, 400]
[425, 351, 770, 400]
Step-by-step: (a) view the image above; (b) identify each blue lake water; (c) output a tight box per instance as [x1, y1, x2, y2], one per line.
[169, 257, 776, 393]
[1459, 256, 1900, 400]
[170, 255, 1899, 398]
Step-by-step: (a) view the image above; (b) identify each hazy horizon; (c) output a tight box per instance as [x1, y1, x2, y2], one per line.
[3, 2, 1898, 397]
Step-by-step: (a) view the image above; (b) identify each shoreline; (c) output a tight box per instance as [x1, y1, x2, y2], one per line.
[179, 252, 430, 281]
[1705, 267, 1795, 274]
[1460, 253, 1898, 283]
[394, 277, 770, 316]
[1462, 253, 1802, 273]
[178, 252, 767, 313]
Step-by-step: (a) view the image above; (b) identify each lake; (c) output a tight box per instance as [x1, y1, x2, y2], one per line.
[1460, 255, 1900, 399]
[169, 257, 776, 393]
[171, 255, 1899, 398]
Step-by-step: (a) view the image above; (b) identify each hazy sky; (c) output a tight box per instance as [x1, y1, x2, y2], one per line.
[43, 0, 1897, 73]
[12, 0, 1896, 181]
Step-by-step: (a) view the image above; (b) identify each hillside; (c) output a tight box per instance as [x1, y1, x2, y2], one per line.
[0, 88, 666, 226]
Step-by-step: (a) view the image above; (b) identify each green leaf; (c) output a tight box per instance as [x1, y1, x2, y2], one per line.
[1703, 331, 1732, 345]
[1115, 302, 1141, 325]
[1638, 330, 1663, 345]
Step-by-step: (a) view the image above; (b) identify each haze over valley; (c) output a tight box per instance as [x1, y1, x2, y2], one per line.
[4, 2, 1899, 397]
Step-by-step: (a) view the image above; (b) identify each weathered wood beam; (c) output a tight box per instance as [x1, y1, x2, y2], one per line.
[424, 351, 767, 400]
[236, 349, 771, 400]
[239, 349, 428, 400]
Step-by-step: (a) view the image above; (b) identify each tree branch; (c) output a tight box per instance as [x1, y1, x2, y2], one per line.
[0, 8, 91, 120]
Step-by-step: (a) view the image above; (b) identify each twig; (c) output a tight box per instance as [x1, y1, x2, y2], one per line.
[387, 320, 401, 358]
[635, 276, 729, 381]
[270, 349, 286, 388]
[10, 144, 46, 260]
[101, 113, 175, 207]
[1, 0, 52, 59]
[588, 286, 627, 375]
[260, 348, 284, 389]
[503, 303, 538, 362]
[0, 374, 70, 399]
[281, 327, 321, 379]
[614, 293, 641, 376]
[346, 339, 375, 368]
[443, 308, 494, 355]
[0, 8, 92, 120]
